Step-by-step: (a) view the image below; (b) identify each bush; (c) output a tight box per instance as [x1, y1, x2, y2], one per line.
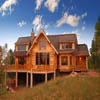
[0, 87, 7, 96]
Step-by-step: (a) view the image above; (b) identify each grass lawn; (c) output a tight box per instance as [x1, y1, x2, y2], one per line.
[0, 75, 100, 100]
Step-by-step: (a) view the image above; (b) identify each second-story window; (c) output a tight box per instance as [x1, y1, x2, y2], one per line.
[62, 43, 72, 49]
[18, 45, 26, 51]
[40, 41, 46, 50]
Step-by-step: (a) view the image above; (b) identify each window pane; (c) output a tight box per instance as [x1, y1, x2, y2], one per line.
[61, 43, 72, 49]
[62, 44, 66, 49]
[61, 56, 68, 65]
[70, 56, 72, 65]
[18, 45, 26, 51]
[47, 53, 49, 65]
[40, 41, 46, 50]
[40, 53, 44, 65]
[18, 57, 25, 65]
[36, 53, 39, 65]
[36, 53, 49, 65]
[76, 56, 86, 66]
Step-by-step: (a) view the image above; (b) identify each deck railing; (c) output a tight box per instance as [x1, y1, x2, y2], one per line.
[58, 65, 88, 71]
[5, 64, 56, 72]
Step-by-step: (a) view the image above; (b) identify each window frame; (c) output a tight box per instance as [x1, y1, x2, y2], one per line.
[17, 45, 26, 51]
[61, 42, 72, 49]
[39, 41, 46, 50]
[70, 56, 72, 66]
[36, 52, 49, 65]
[76, 56, 86, 66]
[61, 56, 68, 66]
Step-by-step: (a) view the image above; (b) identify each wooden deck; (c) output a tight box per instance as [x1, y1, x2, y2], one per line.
[5, 64, 88, 73]
[58, 65, 88, 72]
[5, 64, 56, 73]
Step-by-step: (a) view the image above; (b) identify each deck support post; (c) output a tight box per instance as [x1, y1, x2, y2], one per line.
[68, 56, 70, 66]
[26, 72, 29, 87]
[86, 56, 88, 70]
[45, 72, 47, 83]
[30, 69, 33, 88]
[5, 71, 7, 86]
[54, 71, 56, 80]
[16, 72, 18, 88]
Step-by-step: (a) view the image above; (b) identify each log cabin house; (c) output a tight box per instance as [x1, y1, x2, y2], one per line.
[5, 29, 89, 88]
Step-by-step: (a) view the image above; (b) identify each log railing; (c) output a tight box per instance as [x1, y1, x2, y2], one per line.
[5, 64, 56, 72]
[58, 65, 88, 71]
[32, 65, 56, 71]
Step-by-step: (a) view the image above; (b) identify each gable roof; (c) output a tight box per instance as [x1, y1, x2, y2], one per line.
[14, 30, 89, 56]
[15, 37, 31, 45]
[75, 44, 89, 55]
[47, 34, 77, 52]
[27, 29, 58, 55]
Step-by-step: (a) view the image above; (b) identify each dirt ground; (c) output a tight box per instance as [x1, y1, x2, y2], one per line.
[6, 69, 100, 91]
[68, 69, 100, 77]
[86, 69, 100, 77]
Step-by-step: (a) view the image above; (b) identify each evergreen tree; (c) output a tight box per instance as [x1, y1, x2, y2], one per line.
[3, 49, 15, 65]
[0, 46, 2, 66]
[90, 16, 100, 69]
[8, 49, 15, 65]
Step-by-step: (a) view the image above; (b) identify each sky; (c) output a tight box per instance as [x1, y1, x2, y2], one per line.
[0, 0, 100, 51]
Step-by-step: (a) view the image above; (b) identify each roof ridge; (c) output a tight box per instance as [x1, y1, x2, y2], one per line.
[78, 44, 87, 46]
[18, 33, 76, 38]
[19, 36, 31, 38]
[47, 33, 76, 37]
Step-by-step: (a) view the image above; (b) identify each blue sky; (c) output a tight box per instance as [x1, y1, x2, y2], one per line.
[0, 0, 100, 50]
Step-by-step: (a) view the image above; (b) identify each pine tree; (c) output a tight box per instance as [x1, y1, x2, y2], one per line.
[90, 16, 100, 69]
[0, 46, 2, 66]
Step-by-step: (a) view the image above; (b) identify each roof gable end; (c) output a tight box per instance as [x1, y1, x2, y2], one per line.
[27, 29, 58, 55]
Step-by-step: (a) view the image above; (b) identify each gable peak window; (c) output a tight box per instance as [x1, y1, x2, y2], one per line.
[40, 41, 46, 50]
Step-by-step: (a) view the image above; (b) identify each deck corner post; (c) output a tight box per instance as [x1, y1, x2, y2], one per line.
[26, 72, 29, 88]
[30, 68, 33, 88]
[86, 56, 88, 70]
[16, 71, 18, 88]
[54, 71, 56, 80]
[5, 71, 7, 86]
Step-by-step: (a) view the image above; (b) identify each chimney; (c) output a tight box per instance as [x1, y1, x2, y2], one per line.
[31, 28, 34, 43]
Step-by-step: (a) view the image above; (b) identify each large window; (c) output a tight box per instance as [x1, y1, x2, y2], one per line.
[18, 57, 26, 65]
[17, 45, 26, 51]
[40, 41, 46, 50]
[76, 56, 86, 66]
[61, 56, 68, 65]
[36, 53, 49, 65]
[70, 56, 72, 65]
[62, 43, 72, 49]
